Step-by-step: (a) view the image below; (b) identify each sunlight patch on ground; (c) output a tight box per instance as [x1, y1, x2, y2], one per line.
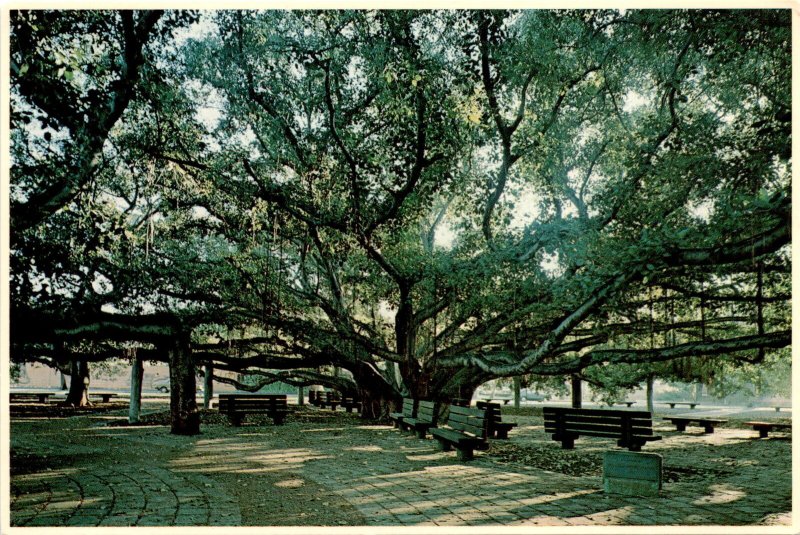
[516, 489, 597, 506]
[300, 427, 349, 433]
[15, 468, 81, 480]
[346, 445, 384, 452]
[274, 478, 305, 488]
[692, 483, 746, 505]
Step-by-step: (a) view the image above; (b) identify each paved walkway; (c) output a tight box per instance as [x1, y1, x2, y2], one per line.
[9, 406, 793, 528]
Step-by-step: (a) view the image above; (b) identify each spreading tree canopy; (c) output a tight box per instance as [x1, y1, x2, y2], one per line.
[10, 9, 791, 428]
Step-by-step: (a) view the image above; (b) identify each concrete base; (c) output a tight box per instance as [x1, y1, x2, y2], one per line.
[603, 450, 662, 497]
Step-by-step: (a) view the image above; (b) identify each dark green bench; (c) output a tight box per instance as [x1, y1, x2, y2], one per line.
[746, 421, 792, 438]
[476, 401, 517, 439]
[217, 394, 288, 426]
[390, 398, 416, 428]
[544, 407, 661, 451]
[606, 401, 636, 408]
[340, 395, 362, 413]
[318, 392, 340, 410]
[430, 405, 489, 461]
[90, 392, 118, 403]
[10, 392, 54, 403]
[401, 400, 439, 438]
[664, 402, 698, 409]
[663, 416, 727, 434]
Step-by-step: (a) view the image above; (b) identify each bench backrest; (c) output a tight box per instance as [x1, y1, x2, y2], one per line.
[445, 405, 488, 439]
[218, 394, 288, 412]
[325, 392, 341, 403]
[543, 407, 654, 439]
[476, 401, 502, 423]
[400, 397, 417, 417]
[416, 400, 439, 425]
[341, 395, 359, 404]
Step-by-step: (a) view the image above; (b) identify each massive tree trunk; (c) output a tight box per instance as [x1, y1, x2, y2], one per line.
[63, 359, 91, 407]
[351, 362, 399, 420]
[646, 374, 655, 413]
[168, 334, 200, 435]
[129, 350, 143, 424]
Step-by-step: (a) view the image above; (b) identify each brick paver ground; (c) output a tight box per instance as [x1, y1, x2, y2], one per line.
[9, 403, 793, 528]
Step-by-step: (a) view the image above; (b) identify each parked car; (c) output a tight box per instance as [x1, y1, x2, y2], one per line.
[520, 388, 546, 401]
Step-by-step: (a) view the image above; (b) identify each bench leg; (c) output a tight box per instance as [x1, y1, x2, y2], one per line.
[495, 429, 509, 439]
[273, 415, 285, 425]
[703, 424, 714, 434]
[415, 429, 427, 439]
[229, 414, 243, 427]
[669, 404, 675, 409]
[759, 428, 769, 438]
[675, 422, 686, 432]
[559, 436, 575, 449]
[346, 406, 353, 413]
[456, 448, 474, 461]
[437, 439, 452, 452]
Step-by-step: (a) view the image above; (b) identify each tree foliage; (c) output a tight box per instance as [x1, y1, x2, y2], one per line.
[10, 9, 791, 423]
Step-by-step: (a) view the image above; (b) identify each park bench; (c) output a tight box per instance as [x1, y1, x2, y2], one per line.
[663, 417, 727, 434]
[10, 392, 54, 403]
[430, 405, 489, 461]
[217, 394, 288, 426]
[544, 407, 661, 451]
[476, 401, 517, 439]
[340, 395, 362, 413]
[308, 390, 318, 405]
[317, 392, 341, 410]
[400, 400, 439, 438]
[664, 402, 698, 409]
[90, 393, 118, 403]
[389, 398, 416, 428]
[606, 401, 636, 408]
[481, 398, 512, 405]
[745, 421, 792, 438]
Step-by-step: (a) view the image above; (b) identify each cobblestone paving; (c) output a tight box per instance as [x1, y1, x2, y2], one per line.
[9, 407, 793, 528]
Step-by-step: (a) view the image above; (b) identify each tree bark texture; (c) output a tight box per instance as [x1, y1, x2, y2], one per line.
[571, 374, 582, 408]
[513, 376, 521, 409]
[129, 350, 143, 423]
[646, 374, 654, 413]
[168, 334, 200, 435]
[63, 359, 91, 407]
[203, 364, 213, 409]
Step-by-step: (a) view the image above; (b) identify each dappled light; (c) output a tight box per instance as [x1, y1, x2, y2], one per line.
[8, 6, 792, 529]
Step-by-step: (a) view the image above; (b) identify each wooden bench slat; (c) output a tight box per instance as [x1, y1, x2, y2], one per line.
[216, 394, 288, 426]
[430, 405, 489, 461]
[543, 407, 660, 451]
[544, 407, 652, 418]
[544, 413, 653, 425]
[544, 423, 655, 436]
